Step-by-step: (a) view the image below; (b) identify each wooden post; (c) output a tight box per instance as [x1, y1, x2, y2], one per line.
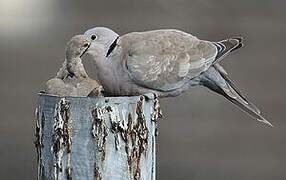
[34, 93, 162, 180]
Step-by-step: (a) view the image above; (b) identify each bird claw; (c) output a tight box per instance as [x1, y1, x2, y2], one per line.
[143, 93, 158, 100]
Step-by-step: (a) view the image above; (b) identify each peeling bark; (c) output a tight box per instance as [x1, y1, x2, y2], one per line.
[66, 166, 72, 180]
[51, 98, 72, 180]
[34, 107, 45, 180]
[94, 163, 102, 180]
[106, 106, 121, 151]
[91, 106, 108, 162]
[151, 98, 163, 136]
[36, 93, 160, 179]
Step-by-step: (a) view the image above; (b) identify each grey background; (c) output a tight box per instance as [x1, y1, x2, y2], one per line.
[0, 0, 285, 179]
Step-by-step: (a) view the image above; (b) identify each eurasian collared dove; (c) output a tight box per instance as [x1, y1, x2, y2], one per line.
[45, 35, 103, 97]
[84, 27, 272, 126]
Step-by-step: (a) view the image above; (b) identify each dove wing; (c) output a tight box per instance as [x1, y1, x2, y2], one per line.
[119, 29, 217, 91]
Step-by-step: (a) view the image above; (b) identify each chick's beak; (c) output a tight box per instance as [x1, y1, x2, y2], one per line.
[80, 43, 91, 58]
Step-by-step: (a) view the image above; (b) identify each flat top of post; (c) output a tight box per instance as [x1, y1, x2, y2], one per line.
[38, 92, 156, 102]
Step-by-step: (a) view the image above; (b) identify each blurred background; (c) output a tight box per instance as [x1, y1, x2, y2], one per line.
[0, 0, 285, 179]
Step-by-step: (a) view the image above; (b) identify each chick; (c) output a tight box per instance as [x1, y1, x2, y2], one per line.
[45, 35, 103, 97]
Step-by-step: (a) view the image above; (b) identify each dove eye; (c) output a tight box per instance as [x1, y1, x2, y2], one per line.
[91, 34, 97, 40]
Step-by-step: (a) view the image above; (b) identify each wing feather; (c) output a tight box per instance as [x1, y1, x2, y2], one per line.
[119, 29, 217, 91]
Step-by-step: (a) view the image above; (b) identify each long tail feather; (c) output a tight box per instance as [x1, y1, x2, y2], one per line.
[200, 66, 273, 127]
[214, 64, 261, 114]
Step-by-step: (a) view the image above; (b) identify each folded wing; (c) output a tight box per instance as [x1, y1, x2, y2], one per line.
[119, 29, 217, 91]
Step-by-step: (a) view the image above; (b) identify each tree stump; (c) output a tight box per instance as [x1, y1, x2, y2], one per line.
[34, 93, 162, 180]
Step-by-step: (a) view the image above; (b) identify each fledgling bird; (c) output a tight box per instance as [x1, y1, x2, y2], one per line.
[45, 35, 103, 97]
[84, 27, 272, 126]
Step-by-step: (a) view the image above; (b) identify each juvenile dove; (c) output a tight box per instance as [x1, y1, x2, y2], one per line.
[45, 35, 103, 97]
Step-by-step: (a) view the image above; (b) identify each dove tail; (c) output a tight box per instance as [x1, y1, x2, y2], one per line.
[212, 37, 243, 64]
[200, 65, 273, 127]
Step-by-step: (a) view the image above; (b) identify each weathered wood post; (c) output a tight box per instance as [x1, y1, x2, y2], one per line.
[35, 93, 162, 180]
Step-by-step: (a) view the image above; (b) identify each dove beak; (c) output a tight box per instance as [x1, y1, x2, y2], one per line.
[80, 43, 91, 58]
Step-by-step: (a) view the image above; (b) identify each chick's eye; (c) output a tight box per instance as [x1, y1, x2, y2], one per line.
[83, 43, 89, 47]
[91, 34, 97, 40]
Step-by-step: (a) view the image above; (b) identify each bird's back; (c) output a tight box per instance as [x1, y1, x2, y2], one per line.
[116, 29, 217, 92]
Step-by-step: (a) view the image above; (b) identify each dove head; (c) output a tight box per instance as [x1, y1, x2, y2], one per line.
[65, 35, 91, 60]
[84, 27, 119, 58]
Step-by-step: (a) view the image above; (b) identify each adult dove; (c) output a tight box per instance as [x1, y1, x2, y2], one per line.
[45, 35, 103, 97]
[84, 27, 272, 126]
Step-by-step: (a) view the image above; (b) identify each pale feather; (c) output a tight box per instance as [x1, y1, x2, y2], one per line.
[117, 29, 217, 91]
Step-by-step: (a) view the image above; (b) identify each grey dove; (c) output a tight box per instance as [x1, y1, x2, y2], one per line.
[84, 27, 272, 126]
[45, 35, 103, 97]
